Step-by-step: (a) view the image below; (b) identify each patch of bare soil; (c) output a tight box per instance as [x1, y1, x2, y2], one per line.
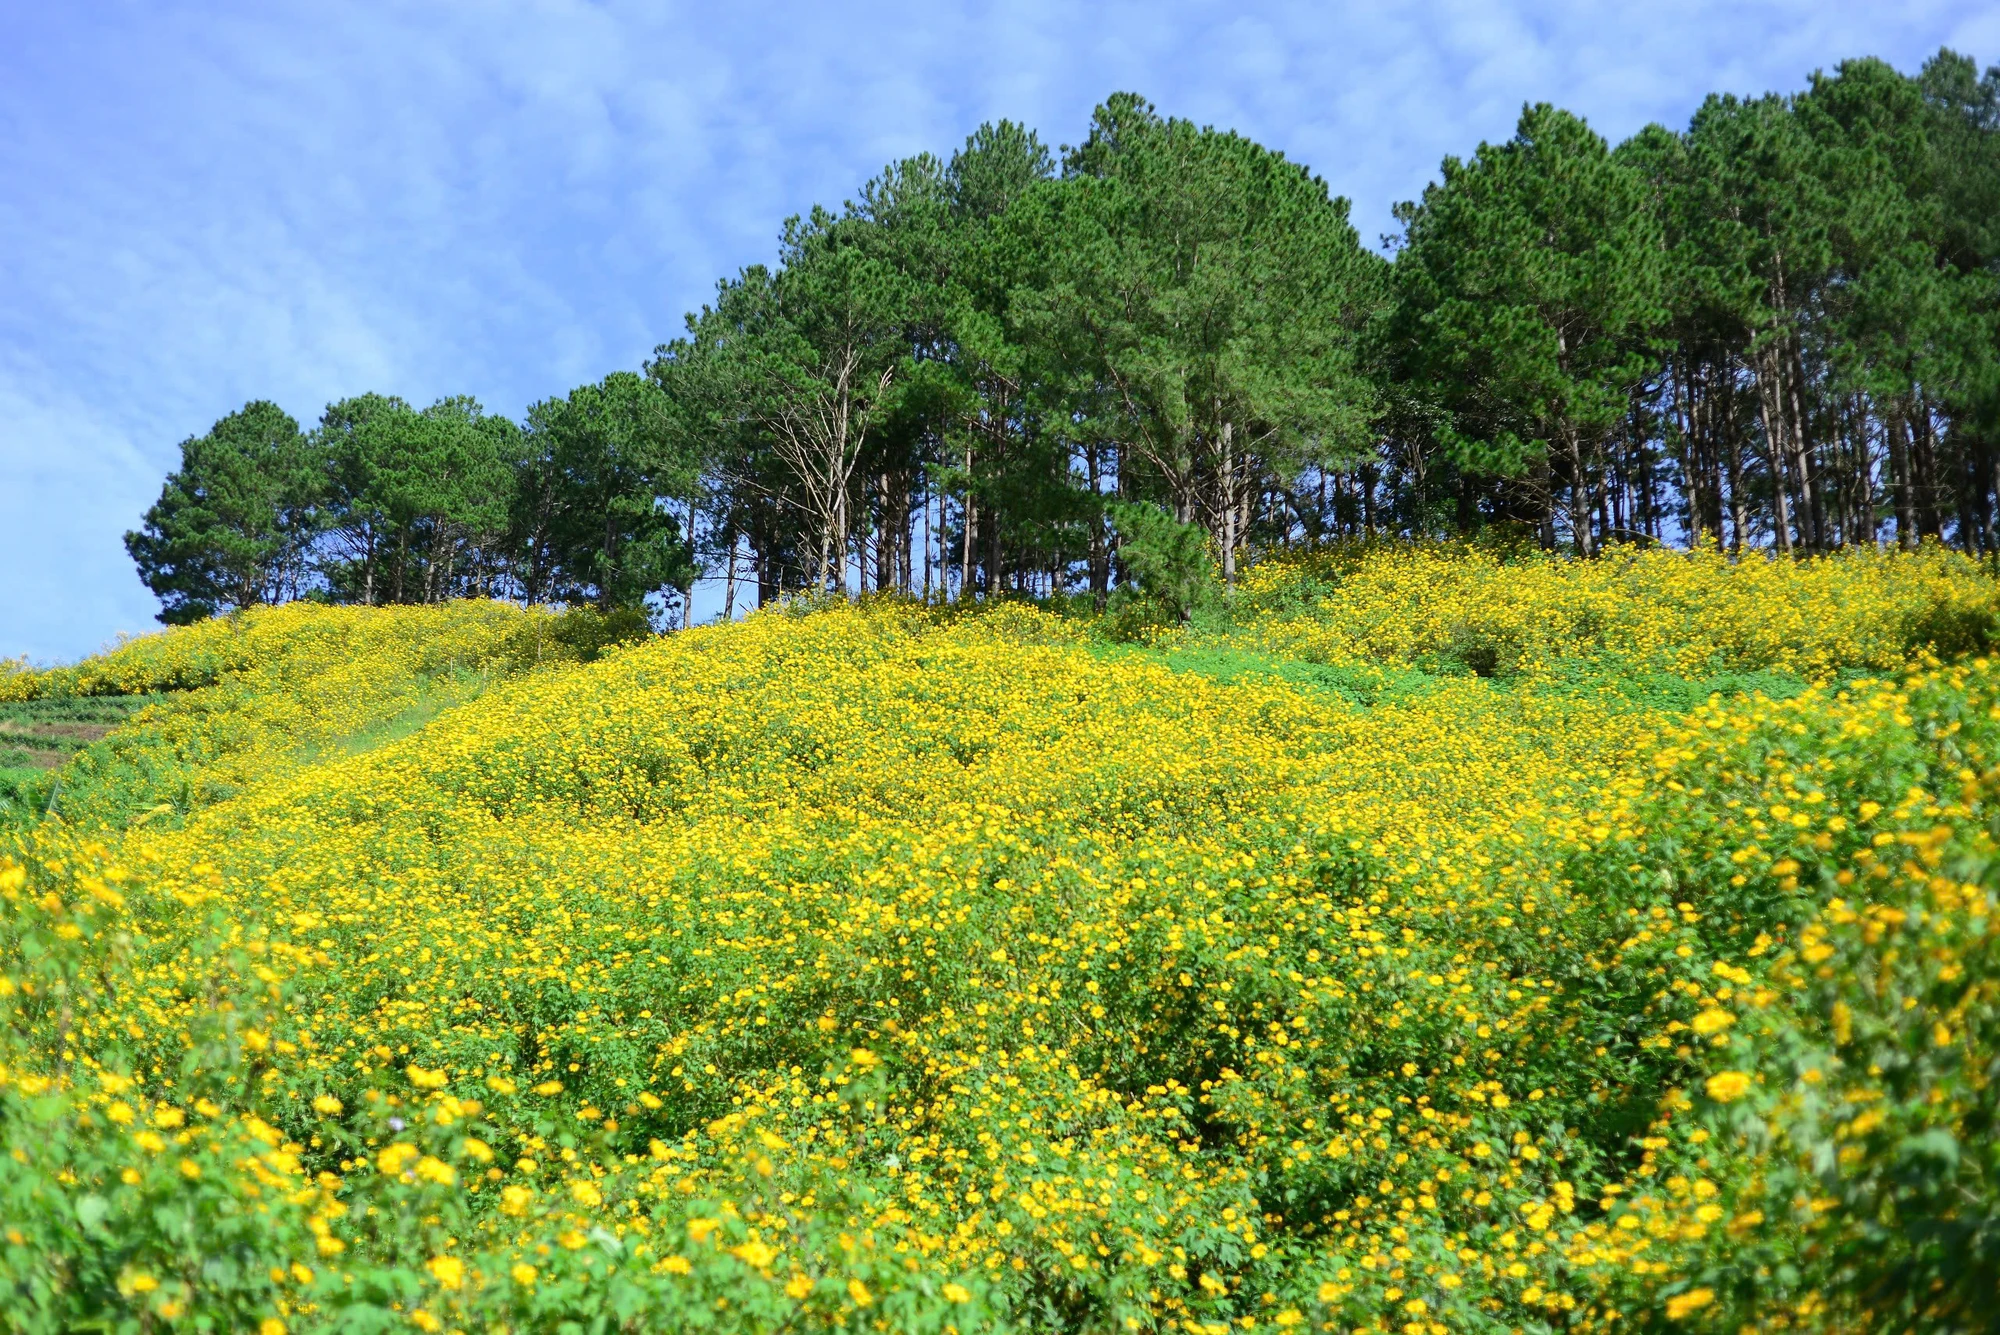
[0, 720, 116, 744]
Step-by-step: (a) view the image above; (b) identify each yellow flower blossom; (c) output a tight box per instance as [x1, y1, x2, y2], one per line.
[1665, 1287, 1715, 1319]
[1705, 1071, 1753, 1103]
[376, 1144, 419, 1177]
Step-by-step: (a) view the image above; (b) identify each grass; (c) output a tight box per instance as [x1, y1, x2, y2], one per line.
[1087, 626, 1822, 714]
[0, 666, 504, 836]
[0, 695, 166, 825]
[1084, 640, 1449, 706]
[327, 665, 499, 759]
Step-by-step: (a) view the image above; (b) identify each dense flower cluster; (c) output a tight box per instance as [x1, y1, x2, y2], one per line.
[1229, 542, 2000, 682]
[0, 600, 601, 830]
[3, 544, 1998, 1333]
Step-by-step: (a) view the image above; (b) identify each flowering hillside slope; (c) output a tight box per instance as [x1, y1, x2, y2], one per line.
[4, 546, 2000, 1334]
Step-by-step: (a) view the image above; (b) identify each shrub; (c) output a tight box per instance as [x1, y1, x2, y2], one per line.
[1108, 502, 1220, 625]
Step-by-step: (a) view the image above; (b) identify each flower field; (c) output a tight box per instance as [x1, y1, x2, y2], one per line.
[5, 545, 2000, 1333]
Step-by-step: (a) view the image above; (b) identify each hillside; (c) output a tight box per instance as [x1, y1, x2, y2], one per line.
[5, 545, 2000, 1334]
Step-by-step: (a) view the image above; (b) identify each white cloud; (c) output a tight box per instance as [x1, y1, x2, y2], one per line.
[0, 0, 1991, 656]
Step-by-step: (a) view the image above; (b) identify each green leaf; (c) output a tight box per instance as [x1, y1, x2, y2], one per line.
[73, 1192, 108, 1231]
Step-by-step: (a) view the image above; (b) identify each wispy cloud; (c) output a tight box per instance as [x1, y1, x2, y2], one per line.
[1, 0, 1991, 659]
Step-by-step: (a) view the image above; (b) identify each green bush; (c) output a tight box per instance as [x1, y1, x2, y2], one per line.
[508, 604, 656, 667]
[1107, 502, 1220, 626]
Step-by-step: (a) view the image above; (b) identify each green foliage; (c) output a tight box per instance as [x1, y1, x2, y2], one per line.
[540, 604, 657, 662]
[1559, 661, 2000, 1333]
[1393, 104, 1664, 553]
[515, 372, 697, 613]
[1088, 641, 1446, 708]
[999, 93, 1381, 583]
[112, 52, 2000, 634]
[1899, 590, 2000, 658]
[1, 604, 582, 834]
[670, 196, 923, 594]
[0, 697, 167, 831]
[125, 402, 317, 623]
[314, 393, 523, 606]
[1106, 501, 1219, 626]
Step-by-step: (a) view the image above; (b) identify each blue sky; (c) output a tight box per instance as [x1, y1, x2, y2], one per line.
[4, 0, 1996, 662]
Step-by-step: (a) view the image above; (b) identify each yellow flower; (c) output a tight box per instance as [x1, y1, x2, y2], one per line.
[533, 1081, 564, 1096]
[377, 1143, 419, 1176]
[786, 1272, 814, 1298]
[662, 1255, 693, 1275]
[312, 1094, 343, 1115]
[847, 1278, 874, 1307]
[409, 1310, 440, 1332]
[414, 1156, 456, 1185]
[728, 1237, 775, 1268]
[511, 1263, 536, 1286]
[943, 1281, 971, 1303]
[500, 1184, 532, 1216]
[427, 1255, 464, 1290]
[1665, 1287, 1715, 1320]
[405, 1065, 447, 1090]
[1690, 1008, 1735, 1035]
[1705, 1071, 1753, 1103]
[260, 1319, 286, 1335]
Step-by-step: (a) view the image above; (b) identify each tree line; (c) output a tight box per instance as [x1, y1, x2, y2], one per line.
[129, 49, 2000, 625]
